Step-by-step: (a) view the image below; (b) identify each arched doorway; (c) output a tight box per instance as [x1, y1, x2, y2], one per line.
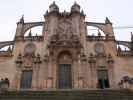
[57, 51, 72, 89]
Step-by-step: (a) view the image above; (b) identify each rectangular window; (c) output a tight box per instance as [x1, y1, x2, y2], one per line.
[20, 70, 32, 89]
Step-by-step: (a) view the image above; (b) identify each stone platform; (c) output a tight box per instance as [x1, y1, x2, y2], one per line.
[0, 89, 133, 100]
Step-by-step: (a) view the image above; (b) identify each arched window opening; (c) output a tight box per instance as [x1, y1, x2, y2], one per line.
[57, 51, 72, 89]
[87, 26, 105, 36]
[24, 43, 36, 57]
[24, 26, 43, 37]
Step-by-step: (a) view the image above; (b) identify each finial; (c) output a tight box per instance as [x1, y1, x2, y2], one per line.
[98, 29, 101, 36]
[118, 45, 121, 51]
[36, 33, 38, 36]
[49, 1, 59, 12]
[20, 15, 24, 23]
[81, 10, 85, 16]
[131, 32, 133, 42]
[53, 1, 55, 4]
[74, 1, 77, 4]
[50, 1, 56, 6]
[64, 10, 66, 13]
[45, 10, 48, 16]
[7, 46, 11, 52]
[71, 1, 80, 12]
[73, 1, 80, 7]
[28, 29, 32, 37]
[105, 17, 111, 24]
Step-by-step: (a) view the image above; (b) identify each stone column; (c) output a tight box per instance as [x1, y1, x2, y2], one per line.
[32, 54, 41, 90]
[42, 55, 49, 89]
[89, 54, 97, 88]
[73, 59, 78, 88]
[52, 59, 57, 88]
[78, 54, 86, 88]
[14, 54, 23, 90]
[16, 70, 22, 90]
[87, 60, 92, 88]
[89, 63, 97, 88]
[32, 64, 40, 90]
[47, 57, 53, 88]
[107, 54, 115, 88]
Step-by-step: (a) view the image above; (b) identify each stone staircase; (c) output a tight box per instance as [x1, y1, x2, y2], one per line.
[0, 89, 133, 100]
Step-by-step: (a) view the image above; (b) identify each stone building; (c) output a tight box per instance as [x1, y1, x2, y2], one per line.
[0, 2, 133, 93]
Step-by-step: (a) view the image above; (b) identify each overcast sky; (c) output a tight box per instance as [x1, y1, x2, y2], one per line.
[0, 0, 133, 41]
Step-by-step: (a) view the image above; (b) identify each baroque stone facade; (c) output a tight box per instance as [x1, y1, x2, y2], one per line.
[0, 2, 133, 91]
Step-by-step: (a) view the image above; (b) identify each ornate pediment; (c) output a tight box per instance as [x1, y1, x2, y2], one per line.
[48, 33, 82, 48]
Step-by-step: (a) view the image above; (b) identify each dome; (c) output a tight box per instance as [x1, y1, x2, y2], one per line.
[71, 2, 80, 13]
[49, 1, 59, 12]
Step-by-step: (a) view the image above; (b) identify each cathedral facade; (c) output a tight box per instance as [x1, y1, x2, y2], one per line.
[0, 2, 133, 91]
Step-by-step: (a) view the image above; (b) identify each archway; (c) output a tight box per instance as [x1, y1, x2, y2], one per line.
[57, 51, 72, 89]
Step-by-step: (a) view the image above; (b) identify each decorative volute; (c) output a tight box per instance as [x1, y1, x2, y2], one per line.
[49, 1, 59, 12]
[71, 2, 80, 13]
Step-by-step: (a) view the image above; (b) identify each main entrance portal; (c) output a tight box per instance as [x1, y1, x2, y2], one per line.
[58, 64, 72, 89]
[57, 51, 73, 89]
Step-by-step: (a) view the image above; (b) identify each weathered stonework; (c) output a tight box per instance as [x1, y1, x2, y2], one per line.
[0, 2, 133, 92]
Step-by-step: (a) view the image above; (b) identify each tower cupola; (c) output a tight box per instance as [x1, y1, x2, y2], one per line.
[49, 1, 59, 12]
[71, 2, 80, 13]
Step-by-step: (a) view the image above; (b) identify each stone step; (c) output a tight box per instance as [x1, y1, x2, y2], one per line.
[0, 89, 133, 100]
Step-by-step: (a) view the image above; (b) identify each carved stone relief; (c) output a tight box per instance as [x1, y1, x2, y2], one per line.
[57, 19, 73, 36]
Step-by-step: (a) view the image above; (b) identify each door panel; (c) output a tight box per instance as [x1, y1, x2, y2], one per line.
[20, 70, 32, 89]
[97, 70, 109, 89]
[58, 64, 72, 89]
